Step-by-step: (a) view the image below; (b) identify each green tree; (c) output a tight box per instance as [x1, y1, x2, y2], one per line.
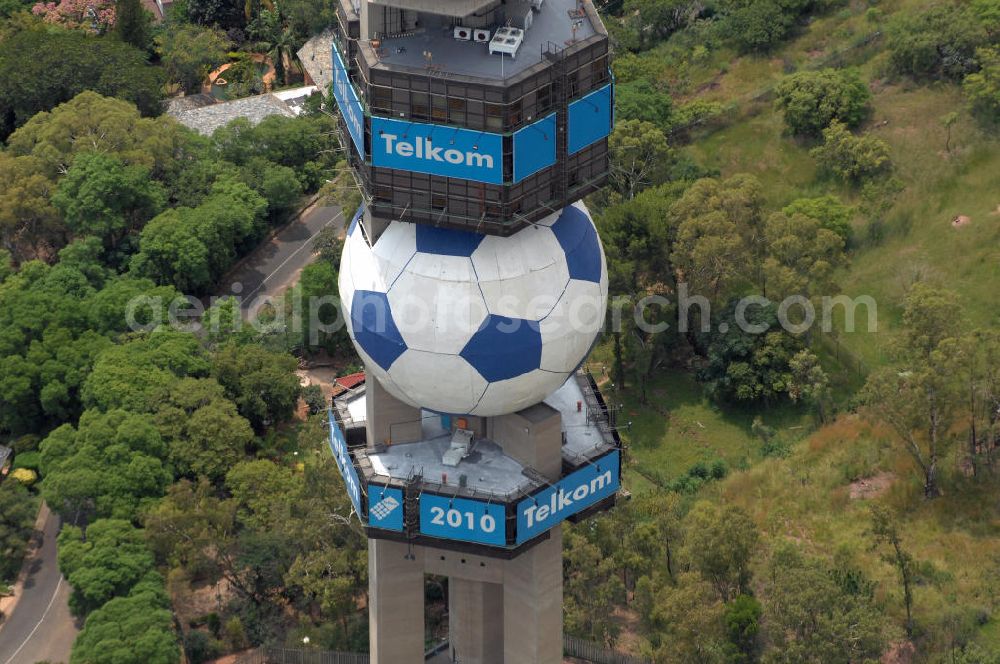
[682, 502, 759, 602]
[57, 519, 155, 615]
[82, 330, 211, 413]
[781, 195, 853, 245]
[870, 505, 916, 638]
[70, 573, 180, 664]
[249, 8, 296, 86]
[563, 528, 627, 645]
[40, 409, 171, 519]
[0, 31, 163, 138]
[0, 153, 61, 262]
[720, 0, 800, 52]
[609, 119, 674, 200]
[154, 378, 254, 481]
[143, 478, 236, 575]
[886, 4, 988, 80]
[211, 343, 300, 430]
[810, 120, 892, 183]
[6, 91, 194, 183]
[762, 210, 846, 300]
[964, 47, 1000, 122]
[0, 480, 36, 582]
[973, 0, 1000, 35]
[115, 0, 152, 51]
[774, 68, 872, 137]
[615, 79, 673, 128]
[646, 572, 731, 664]
[862, 283, 963, 498]
[155, 24, 230, 94]
[52, 152, 166, 249]
[762, 542, 885, 663]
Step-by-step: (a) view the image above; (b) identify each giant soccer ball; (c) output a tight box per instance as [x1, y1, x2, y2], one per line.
[339, 203, 608, 417]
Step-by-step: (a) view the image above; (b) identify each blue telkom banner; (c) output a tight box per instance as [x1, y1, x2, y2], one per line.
[371, 117, 504, 185]
[368, 484, 404, 532]
[568, 83, 614, 155]
[327, 409, 362, 517]
[420, 494, 506, 546]
[516, 450, 620, 544]
[513, 113, 557, 183]
[332, 46, 365, 158]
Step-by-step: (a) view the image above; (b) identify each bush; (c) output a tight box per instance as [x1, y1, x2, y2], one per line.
[302, 385, 326, 414]
[810, 120, 892, 182]
[721, 0, 797, 52]
[615, 80, 673, 129]
[886, 4, 988, 80]
[775, 68, 871, 136]
[964, 47, 1000, 122]
[782, 195, 854, 245]
[12, 451, 41, 472]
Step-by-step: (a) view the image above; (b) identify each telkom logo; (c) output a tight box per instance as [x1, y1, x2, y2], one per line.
[380, 134, 495, 170]
[522, 468, 614, 529]
[370, 495, 400, 521]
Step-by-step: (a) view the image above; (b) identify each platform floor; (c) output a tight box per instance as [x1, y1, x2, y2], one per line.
[373, 0, 596, 81]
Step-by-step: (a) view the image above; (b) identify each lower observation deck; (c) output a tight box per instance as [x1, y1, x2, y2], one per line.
[329, 371, 622, 556]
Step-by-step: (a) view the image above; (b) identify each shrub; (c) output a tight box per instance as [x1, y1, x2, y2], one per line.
[775, 68, 871, 136]
[12, 451, 41, 472]
[302, 385, 326, 414]
[810, 120, 892, 182]
[886, 4, 988, 80]
[964, 46, 1000, 122]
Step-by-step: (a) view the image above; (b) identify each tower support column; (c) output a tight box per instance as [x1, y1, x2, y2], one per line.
[502, 527, 564, 664]
[368, 539, 425, 664]
[448, 578, 504, 664]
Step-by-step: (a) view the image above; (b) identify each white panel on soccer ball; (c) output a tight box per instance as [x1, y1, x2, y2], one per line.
[338, 260, 355, 321]
[470, 368, 570, 417]
[539, 279, 606, 374]
[387, 253, 488, 355]
[371, 221, 417, 289]
[473, 227, 570, 320]
[387, 350, 489, 414]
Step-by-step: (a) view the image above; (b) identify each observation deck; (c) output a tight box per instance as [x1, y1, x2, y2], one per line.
[327, 0, 613, 235]
[329, 371, 622, 556]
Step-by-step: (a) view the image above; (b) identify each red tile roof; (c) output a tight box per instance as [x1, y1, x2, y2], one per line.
[335, 372, 366, 390]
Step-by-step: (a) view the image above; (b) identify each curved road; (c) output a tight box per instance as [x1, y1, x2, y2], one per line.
[0, 505, 78, 664]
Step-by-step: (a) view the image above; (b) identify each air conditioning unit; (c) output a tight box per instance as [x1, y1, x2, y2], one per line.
[454, 26, 471, 40]
[473, 28, 491, 43]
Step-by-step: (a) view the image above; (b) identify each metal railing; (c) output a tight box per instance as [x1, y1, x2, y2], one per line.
[564, 635, 652, 664]
[234, 635, 651, 664]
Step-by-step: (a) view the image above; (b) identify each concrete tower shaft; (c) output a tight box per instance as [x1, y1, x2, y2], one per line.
[324, 0, 617, 660]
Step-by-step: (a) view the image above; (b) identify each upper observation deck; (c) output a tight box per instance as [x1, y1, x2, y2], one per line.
[357, 0, 602, 85]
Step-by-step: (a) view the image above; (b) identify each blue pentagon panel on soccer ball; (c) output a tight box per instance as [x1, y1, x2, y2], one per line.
[415, 224, 486, 257]
[461, 315, 543, 382]
[350, 290, 408, 370]
[549, 205, 603, 284]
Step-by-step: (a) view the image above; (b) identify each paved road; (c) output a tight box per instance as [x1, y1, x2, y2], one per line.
[0, 505, 78, 664]
[220, 203, 345, 309]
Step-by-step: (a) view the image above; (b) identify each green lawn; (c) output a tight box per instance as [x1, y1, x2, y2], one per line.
[589, 364, 812, 495]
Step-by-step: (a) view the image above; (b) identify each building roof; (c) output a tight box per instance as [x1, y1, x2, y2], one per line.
[167, 93, 295, 136]
[298, 30, 337, 93]
[363, 0, 603, 84]
[0, 445, 12, 469]
[336, 372, 367, 390]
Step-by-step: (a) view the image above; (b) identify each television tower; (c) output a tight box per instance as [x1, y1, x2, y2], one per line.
[325, 0, 616, 662]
